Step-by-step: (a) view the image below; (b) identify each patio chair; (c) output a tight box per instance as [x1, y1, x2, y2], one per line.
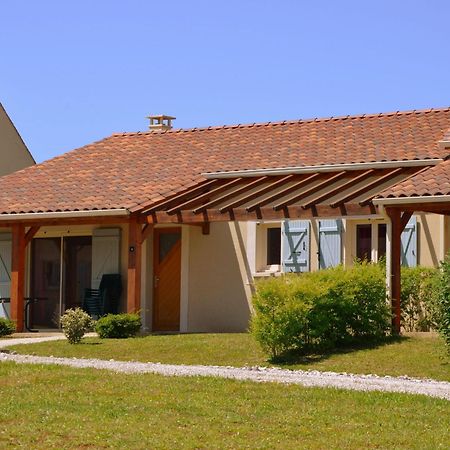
[99, 274, 122, 315]
[83, 274, 122, 318]
[82, 288, 103, 319]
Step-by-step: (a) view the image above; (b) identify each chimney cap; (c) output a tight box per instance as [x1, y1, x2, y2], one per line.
[147, 114, 176, 131]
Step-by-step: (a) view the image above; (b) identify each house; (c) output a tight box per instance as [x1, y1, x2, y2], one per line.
[0, 109, 449, 333]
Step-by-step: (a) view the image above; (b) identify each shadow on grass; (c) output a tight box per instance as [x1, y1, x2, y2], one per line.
[271, 335, 410, 366]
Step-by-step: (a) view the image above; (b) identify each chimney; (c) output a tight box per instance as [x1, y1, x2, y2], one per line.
[147, 114, 176, 132]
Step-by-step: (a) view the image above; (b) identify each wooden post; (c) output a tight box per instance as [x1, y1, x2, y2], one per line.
[390, 209, 402, 334]
[127, 215, 142, 313]
[10, 224, 26, 332]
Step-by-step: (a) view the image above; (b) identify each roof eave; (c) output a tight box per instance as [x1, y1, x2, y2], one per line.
[373, 195, 450, 205]
[202, 159, 443, 179]
[0, 208, 129, 221]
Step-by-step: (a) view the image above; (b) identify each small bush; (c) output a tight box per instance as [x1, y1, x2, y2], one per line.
[401, 267, 440, 331]
[251, 262, 390, 359]
[60, 308, 94, 344]
[436, 255, 450, 350]
[95, 313, 141, 339]
[0, 318, 15, 337]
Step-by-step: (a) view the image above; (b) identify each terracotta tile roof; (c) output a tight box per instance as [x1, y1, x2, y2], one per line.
[0, 107, 449, 214]
[377, 158, 450, 198]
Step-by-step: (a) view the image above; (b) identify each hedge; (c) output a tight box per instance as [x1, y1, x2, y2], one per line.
[251, 262, 390, 359]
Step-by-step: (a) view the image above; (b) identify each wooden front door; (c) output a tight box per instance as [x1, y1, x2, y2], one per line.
[153, 228, 181, 331]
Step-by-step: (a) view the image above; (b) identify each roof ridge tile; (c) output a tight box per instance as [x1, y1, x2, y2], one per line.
[110, 106, 450, 137]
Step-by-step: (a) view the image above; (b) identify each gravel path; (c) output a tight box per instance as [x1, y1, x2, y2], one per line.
[1, 336, 449, 400]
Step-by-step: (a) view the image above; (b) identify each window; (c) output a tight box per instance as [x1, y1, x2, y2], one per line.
[378, 224, 387, 260]
[267, 227, 281, 265]
[356, 224, 372, 261]
[356, 223, 387, 262]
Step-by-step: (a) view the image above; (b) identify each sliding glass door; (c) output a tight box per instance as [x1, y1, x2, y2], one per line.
[31, 238, 61, 328]
[30, 236, 92, 329]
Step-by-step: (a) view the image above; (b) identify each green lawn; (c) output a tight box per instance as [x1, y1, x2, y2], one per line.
[8, 332, 450, 381]
[0, 361, 449, 449]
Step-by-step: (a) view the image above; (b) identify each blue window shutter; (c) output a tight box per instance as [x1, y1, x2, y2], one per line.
[401, 216, 417, 267]
[282, 220, 310, 273]
[319, 219, 342, 269]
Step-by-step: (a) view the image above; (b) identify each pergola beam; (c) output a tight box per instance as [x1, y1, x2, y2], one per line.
[127, 215, 142, 313]
[301, 169, 375, 209]
[246, 173, 321, 212]
[141, 179, 221, 214]
[24, 226, 40, 245]
[332, 168, 404, 207]
[193, 176, 268, 213]
[166, 178, 243, 215]
[219, 174, 295, 212]
[386, 207, 414, 334]
[273, 171, 347, 210]
[147, 203, 377, 224]
[10, 224, 26, 332]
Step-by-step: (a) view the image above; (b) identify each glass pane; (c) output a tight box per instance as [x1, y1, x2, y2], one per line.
[31, 238, 61, 328]
[378, 224, 387, 260]
[356, 224, 372, 261]
[64, 236, 92, 311]
[159, 232, 181, 263]
[267, 227, 281, 265]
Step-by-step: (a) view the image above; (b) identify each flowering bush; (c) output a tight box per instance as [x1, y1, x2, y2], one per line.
[60, 308, 94, 344]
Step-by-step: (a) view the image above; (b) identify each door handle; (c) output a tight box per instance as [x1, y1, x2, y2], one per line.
[154, 276, 159, 287]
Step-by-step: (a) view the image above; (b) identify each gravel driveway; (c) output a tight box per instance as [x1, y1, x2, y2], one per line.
[1, 335, 449, 400]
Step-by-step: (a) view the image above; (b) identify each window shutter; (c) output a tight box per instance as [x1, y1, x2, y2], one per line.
[319, 219, 342, 269]
[282, 220, 310, 273]
[91, 228, 121, 289]
[0, 233, 12, 319]
[401, 216, 417, 267]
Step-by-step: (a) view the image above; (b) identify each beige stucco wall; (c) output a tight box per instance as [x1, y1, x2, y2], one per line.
[185, 222, 252, 332]
[0, 104, 35, 175]
[444, 216, 450, 258]
[417, 213, 442, 267]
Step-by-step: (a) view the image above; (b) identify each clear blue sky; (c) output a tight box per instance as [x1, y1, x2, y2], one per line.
[1, 0, 449, 163]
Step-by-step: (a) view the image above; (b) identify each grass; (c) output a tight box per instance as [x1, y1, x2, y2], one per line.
[0, 361, 449, 449]
[8, 332, 450, 381]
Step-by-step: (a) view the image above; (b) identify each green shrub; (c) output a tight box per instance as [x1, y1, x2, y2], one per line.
[401, 267, 440, 331]
[60, 308, 94, 344]
[95, 313, 141, 339]
[251, 262, 390, 359]
[0, 318, 15, 337]
[251, 276, 315, 358]
[436, 255, 450, 350]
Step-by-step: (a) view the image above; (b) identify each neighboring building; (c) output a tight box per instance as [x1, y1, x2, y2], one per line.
[0, 102, 35, 321]
[0, 103, 35, 175]
[0, 110, 449, 333]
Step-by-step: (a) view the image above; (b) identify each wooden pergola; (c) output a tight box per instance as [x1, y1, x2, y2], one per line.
[4, 162, 442, 333]
[376, 198, 450, 332]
